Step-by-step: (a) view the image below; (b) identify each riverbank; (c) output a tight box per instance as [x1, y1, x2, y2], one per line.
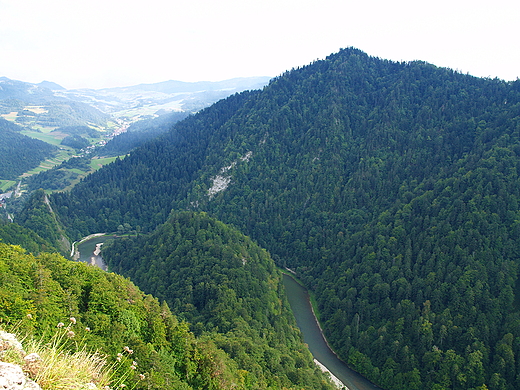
[281, 271, 349, 388]
[314, 359, 349, 390]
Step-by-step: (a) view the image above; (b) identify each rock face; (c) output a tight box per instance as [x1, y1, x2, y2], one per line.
[0, 332, 41, 390]
[0, 332, 24, 356]
[0, 362, 41, 390]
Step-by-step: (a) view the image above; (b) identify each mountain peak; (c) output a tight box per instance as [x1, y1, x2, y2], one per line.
[37, 80, 65, 90]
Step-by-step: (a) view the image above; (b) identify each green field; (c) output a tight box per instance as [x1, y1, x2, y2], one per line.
[1, 111, 124, 194]
[20, 128, 69, 146]
[90, 156, 121, 170]
[0, 180, 16, 192]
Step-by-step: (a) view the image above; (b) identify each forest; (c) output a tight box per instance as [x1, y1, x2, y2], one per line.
[103, 211, 334, 389]
[0, 119, 57, 179]
[0, 240, 282, 390]
[14, 47, 520, 389]
[0, 214, 334, 389]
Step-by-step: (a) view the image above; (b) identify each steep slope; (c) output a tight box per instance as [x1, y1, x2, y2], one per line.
[0, 220, 59, 254]
[16, 189, 71, 255]
[48, 48, 520, 389]
[0, 241, 248, 389]
[102, 211, 335, 389]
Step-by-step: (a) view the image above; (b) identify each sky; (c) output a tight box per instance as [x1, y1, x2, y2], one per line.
[0, 0, 519, 90]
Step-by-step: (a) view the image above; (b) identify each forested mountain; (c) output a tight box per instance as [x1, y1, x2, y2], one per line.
[45, 47, 520, 389]
[0, 220, 59, 254]
[0, 119, 57, 179]
[103, 211, 334, 389]
[1, 212, 334, 389]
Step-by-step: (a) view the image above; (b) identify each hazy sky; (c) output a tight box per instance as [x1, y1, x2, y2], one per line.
[1, 0, 519, 89]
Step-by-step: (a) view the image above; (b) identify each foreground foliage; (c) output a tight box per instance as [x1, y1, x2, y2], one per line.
[0, 241, 285, 389]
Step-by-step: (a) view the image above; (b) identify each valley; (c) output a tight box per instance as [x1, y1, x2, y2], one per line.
[3, 47, 520, 389]
[0, 76, 269, 199]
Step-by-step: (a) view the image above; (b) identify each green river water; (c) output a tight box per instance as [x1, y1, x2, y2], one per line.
[282, 274, 382, 390]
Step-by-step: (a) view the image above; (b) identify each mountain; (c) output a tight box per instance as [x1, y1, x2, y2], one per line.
[0, 78, 58, 103]
[118, 77, 272, 94]
[0, 77, 110, 130]
[15, 189, 71, 255]
[0, 76, 270, 188]
[102, 211, 335, 389]
[2, 211, 334, 389]
[37, 80, 66, 90]
[0, 76, 269, 133]
[45, 47, 520, 389]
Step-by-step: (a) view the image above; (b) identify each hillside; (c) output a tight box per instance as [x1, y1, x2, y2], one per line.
[57, 77, 271, 117]
[0, 76, 270, 193]
[41, 47, 520, 389]
[0, 241, 250, 389]
[0, 214, 334, 389]
[102, 211, 335, 389]
[15, 189, 71, 255]
[0, 119, 57, 180]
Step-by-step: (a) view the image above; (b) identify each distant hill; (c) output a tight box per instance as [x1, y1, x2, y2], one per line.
[0, 77, 110, 129]
[0, 77, 58, 103]
[121, 77, 272, 94]
[57, 76, 271, 118]
[48, 48, 520, 389]
[0, 76, 270, 132]
[37, 80, 66, 90]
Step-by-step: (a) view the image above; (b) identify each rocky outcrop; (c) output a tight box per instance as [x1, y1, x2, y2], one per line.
[0, 331, 41, 390]
[0, 362, 41, 390]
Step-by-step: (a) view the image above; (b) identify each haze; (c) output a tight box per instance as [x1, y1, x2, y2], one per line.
[1, 0, 519, 89]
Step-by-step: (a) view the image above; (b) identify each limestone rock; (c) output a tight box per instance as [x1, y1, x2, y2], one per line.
[0, 361, 41, 390]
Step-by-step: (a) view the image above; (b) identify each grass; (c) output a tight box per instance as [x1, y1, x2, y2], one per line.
[90, 156, 121, 171]
[1, 319, 143, 390]
[20, 129, 68, 146]
[0, 180, 16, 192]
[22, 150, 75, 178]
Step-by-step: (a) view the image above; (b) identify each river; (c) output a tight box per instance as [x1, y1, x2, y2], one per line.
[75, 235, 108, 270]
[76, 236, 381, 390]
[283, 274, 382, 390]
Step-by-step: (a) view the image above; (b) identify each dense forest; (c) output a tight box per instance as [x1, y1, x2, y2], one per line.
[0, 119, 57, 179]
[20, 47, 520, 389]
[103, 211, 334, 389]
[15, 189, 71, 255]
[0, 220, 59, 254]
[0, 241, 266, 389]
[0, 213, 334, 389]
